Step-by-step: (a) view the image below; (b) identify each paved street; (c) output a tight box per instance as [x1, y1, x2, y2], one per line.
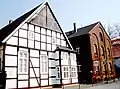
[53, 80, 120, 89]
[34, 80, 120, 89]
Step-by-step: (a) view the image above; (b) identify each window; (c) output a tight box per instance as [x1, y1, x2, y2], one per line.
[40, 55, 48, 74]
[107, 48, 110, 57]
[93, 61, 99, 72]
[101, 46, 105, 58]
[76, 47, 80, 54]
[18, 50, 28, 73]
[63, 66, 69, 78]
[94, 44, 98, 55]
[61, 52, 69, 60]
[99, 32, 103, 42]
[77, 65, 81, 72]
[109, 62, 112, 72]
[71, 66, 77, 77]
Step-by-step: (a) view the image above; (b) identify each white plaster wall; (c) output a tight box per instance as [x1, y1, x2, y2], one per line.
[30, 58, 39, 67]
[35, 33, 40, 41]
[52, 45, 56, 51]
[72, 78, 78, 83]
[29, 24, 34, 31]
[13, 31, 18, 36]
[30, 78, 39, 87]
[41, 42, 46, 50]
[62, 79, 70, 84]
[30, 49, 39, 57]
[19, 38, 27, 47]
[18, 75, 28, 80]
[57, 39, 60, 45]
[41, 28, 46, 34]
[7, 36, 18, 45]
[21, 23, 27, 29]
[35, 26, 40, 33]
[41, 74, 48, 79]
[41, 34, 46, 42]
[41, 80, 48, 86]
[47, 44, 51, 51]
[47, 29, 51, 36]
[28, 40, 34, 48]
[57, 33, 60, 38]
[47, 36, 51, 43]
[5, 46, 17, 55]
[6, 79, 17, 89]
[18, 81, 28, 88]
[5, 67, 17, 78]
[30, 68, 39, 77]
[35, 41, 40, 49]
[19, 29, 27, 38]
[5, 55, 17, 66]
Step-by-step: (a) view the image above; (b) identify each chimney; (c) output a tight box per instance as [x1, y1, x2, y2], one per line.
[9, 20, 13, 24]
[73, 23, 76, 33]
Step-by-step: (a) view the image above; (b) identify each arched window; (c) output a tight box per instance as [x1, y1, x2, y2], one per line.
[99, 32, 103, 42]
[101, 46, 105, 58]
[94, 44, 98, 55]
[107, 48, 110, 57]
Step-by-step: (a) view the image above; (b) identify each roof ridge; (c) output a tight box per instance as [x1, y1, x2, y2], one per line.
[77, 22, 99, 31]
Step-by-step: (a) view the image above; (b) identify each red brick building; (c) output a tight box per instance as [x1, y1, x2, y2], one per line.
[66, 22, 116, 83]
[111, 39, 120, 78]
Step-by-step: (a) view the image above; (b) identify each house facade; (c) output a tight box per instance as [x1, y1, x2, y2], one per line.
[0, 2, 78, 89]
[111, 38, 120, 79]
[66, 22, 115, 84]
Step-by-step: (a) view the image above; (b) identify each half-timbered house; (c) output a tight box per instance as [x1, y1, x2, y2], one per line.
[0, 1, 78, 89]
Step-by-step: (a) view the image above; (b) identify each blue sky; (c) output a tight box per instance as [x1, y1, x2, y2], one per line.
[0, 0, 120, 32]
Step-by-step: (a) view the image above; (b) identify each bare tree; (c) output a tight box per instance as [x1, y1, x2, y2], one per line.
[107, 23, 120, 39]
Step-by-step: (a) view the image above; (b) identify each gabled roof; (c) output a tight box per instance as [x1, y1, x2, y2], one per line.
[67, 22, 99, 38]
[0, 1, 73, 50]
[0, 4, 42, 42]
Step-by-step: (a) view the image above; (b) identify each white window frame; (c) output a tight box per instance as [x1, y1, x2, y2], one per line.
[63, 66, 69, 79]
[71, 66, 77, 78]
[40, 55, 48, 74]
[18, 50, 28, 74]
[93, 61, 99, 72]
